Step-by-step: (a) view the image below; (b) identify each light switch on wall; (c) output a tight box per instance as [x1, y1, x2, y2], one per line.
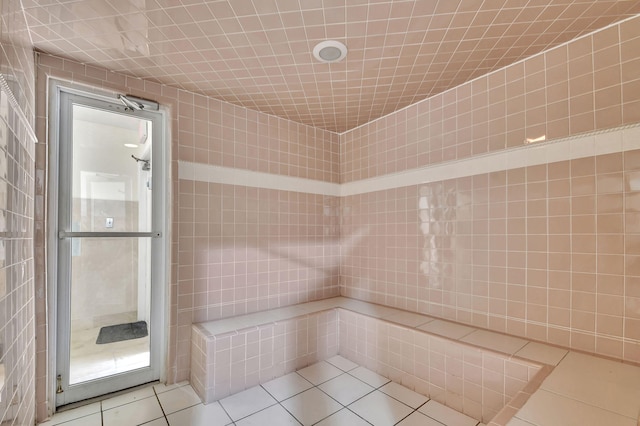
[105, 217, 114, 228]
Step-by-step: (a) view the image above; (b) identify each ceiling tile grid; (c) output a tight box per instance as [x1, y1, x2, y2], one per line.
[21, 0, 640, 132]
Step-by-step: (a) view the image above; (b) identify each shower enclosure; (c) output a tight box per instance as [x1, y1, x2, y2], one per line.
[52, 87, 166, 406]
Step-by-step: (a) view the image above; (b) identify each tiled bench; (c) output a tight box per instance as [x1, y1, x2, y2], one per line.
[191, 297, 560, 425]
[190, 299, 342, 403]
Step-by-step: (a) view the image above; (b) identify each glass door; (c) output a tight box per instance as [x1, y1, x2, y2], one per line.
[55, 90, 165, 406]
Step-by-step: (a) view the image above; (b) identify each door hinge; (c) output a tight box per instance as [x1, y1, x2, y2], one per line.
[56, 374, 64, 393]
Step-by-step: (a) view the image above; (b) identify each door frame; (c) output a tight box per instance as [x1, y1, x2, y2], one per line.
[46, 80, 170, 410]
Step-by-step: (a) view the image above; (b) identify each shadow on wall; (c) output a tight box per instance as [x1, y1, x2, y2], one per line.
[189, 225, 372, 321]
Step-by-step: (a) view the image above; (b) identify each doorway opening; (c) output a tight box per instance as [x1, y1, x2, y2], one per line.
[48, 83, 168, 407]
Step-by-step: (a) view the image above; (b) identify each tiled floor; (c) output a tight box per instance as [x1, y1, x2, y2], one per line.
[511, 351, 640, 426]
[39, 356, 484, 426]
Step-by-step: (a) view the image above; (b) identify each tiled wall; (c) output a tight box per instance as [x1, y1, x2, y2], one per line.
[340, 16, 640, 364]
[35, 53, 340, 419]
[28, 8, 640, 423]
[172, 116, 340, 380]
[0, 1, 37, 425]
[341, 16, 640, 182]
[177, 182, 340, 324]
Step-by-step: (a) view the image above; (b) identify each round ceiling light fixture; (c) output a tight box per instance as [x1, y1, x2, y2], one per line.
[313, 40, 347, 63]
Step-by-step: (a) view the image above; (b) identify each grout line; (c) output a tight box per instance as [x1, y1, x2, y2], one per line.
[555, 349, 572, 365]
[276, 399, 303, 426]
[221, 407, 236, 426]
[393, 410, 415, 425]
[343, 407, 375, 425]
[151, 386, 168, 425]
[226, 400, 280, 424]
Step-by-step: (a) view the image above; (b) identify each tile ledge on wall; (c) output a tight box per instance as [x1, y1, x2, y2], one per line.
[178, 123, 640, 198]
[341, 122, 640, 196]
[177, 160, 340, 196]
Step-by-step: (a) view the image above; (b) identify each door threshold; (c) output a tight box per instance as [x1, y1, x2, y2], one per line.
[56, 380, 160, 413]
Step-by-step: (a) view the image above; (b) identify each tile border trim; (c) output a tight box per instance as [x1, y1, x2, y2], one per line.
[341, 124, 640, 196]
[177, 161, 341, 196]
[178, 124, 640, 197]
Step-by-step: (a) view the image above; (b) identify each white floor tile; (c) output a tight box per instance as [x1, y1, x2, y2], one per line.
[396, 411, 447, 426]
[235, 404, 300, 426]
[314, 408, 371, 426]
[154, 381, 190, 395]
[156, 385, 202, 415]
[219, 386, 277, 421]
[141, 418, 168, 426]
[541, 351, 640, 419]
[261, 372, 313, 401]
[379, 382, 428, 408]
[325, 355, 358, 372]
[296, 361, 343, 385]
[418, 400, 478, 426]
[506, 417, 536, 425]
[102, 386, 156, 410]
[318, 373, 374, 405]
[460, 329, 528, 355]
[45, 412, 102, 426]
[39, 402, 101, 425]
[166, 402, 232, 426]
[349, 391, 413, 426]
[515, 389, 636, 426]
[103, 396, 164, 426]
[38, 362, 491, 426]
[281, 388, 342, 425]
[348, 366, 390, 388]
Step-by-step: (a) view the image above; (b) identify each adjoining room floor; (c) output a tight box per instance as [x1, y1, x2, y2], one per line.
[69, 326, 149, 384]
[38, 355, 484, 426]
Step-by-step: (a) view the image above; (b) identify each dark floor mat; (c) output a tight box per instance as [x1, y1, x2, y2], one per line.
[96, 321, 148, 344]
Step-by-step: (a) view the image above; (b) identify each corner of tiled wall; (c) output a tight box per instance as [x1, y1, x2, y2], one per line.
[0, 1, 37, 425]
[339, 15, 640, 365]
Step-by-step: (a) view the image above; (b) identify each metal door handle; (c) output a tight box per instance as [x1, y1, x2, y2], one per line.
[58, 231, 162, 238]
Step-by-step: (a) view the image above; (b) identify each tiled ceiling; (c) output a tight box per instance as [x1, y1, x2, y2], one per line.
[22, 0, 640, 133]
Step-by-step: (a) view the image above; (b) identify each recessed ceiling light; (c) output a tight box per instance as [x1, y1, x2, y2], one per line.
[313, 40, 347, 63]
[124, 143, 139, 148]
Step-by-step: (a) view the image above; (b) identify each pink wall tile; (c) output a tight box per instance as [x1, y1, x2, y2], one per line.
[0, 2, 37, 425]
[341, 15, 640, 184]
[25, 10, 640, 425]
[34, 51, 340, 419]
[341, 146, 640, 362]
[340, 15, 640, 365]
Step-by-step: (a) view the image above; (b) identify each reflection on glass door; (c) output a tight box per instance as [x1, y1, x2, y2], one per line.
[56, 90, 164, 406]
